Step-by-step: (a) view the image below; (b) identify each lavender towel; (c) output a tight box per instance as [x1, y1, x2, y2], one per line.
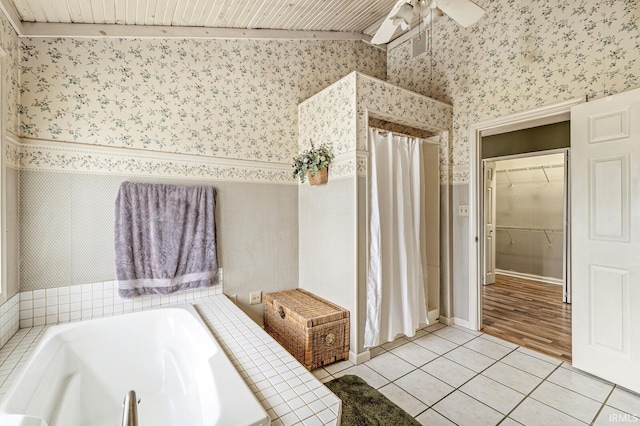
[115, 182, 219, 298]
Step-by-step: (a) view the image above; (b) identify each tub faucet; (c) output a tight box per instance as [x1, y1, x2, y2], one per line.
[121, 390, 139, 426]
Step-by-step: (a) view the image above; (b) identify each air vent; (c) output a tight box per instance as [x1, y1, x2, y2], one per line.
[412, 31, 428, 58]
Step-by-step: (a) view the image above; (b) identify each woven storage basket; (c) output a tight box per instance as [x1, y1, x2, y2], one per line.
[264, 289, 349, 370]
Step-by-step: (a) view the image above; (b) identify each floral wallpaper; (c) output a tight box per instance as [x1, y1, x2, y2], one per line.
[355, 73, 452, 152]
[299, 71, 452, 179]
[387, 0, 640, 182]
[298, 73, 357, 156]
[0, 12, 20, 136]
[19, 38, 386, 165]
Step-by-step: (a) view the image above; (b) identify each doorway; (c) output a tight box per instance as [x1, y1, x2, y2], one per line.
[481, 150, 572, 361]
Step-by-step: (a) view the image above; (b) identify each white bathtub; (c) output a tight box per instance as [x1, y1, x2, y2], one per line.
[0, 304, 270, 426]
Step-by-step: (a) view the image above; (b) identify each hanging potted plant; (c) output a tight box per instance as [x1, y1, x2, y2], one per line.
[292, 142, 334, 185]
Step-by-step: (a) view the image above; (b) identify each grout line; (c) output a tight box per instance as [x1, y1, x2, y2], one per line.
[591, 386, 617, 424]
[499, 362, 601, 424]
[500, 363, 563, 422]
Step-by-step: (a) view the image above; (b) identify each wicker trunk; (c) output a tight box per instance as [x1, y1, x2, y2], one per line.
[264, 289, 349, 370]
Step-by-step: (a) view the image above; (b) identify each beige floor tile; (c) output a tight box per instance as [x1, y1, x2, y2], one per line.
[593, 405, 640, 425]
[381, 337, 410, 351]
[530, 381, 601, 423]
[425, 323, 447, 332]
[322, 360, 354, 375]
[480, 333, 519, 349]
[500, 418, 524, 426]
[432, 390, 504, 426]
[364, 351, 415, 381]
[415, 409, 456, 426]
[395, 369, 454, 407]
[510, 397, 586, 426]
[482, 362, 543, 394]
[413, 333, 458, 355]
[433, 327, 477, 345]
[547, 367, 614, 402]
[368, 346, 386, 358]
[464, 336, 515, 360]
[390, 341, 439, 367]
[332, 364, 389, 389]
[461, 374, 525, 414]
[516, 347, 563, 365]
[421, 356, 477, 388]
[407, 329, 429, 341]
[377, 383, 427, 417]
[451, 324, 483, 336]
[607, 387, 640, 417]
[500, 351, 558, 378]
[312, 368, 330, 380]
[443, 346, 496, 372]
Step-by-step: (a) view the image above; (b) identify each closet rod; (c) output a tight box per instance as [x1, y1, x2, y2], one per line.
[496, 225, 563, 233]
[496, 225, 563, 246]
[495, 164, 564, 174]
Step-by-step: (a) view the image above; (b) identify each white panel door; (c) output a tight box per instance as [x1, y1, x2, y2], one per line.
[484, 161, 496, 285]
[571, 88, 640, 393]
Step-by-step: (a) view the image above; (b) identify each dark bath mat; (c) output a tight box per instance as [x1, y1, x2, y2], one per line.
[325, 375, 421, 426]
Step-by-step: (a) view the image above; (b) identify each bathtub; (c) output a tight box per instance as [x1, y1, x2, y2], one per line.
[0, 304, 270, 426]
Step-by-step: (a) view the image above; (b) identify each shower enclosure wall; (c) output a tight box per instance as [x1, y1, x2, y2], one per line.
[297, 72, 453, 361]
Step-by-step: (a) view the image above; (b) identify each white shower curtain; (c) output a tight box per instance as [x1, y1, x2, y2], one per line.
[364, 128, 428, 348]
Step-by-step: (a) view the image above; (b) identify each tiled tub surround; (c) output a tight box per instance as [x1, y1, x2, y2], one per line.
[0, 295, 19, 349]
[18, 281, 223, 328]
[314, 324, 640, 426]
[1, 293, 341, 426]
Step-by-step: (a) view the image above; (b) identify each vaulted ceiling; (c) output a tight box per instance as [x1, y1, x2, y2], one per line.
[1, 0, 410, 41]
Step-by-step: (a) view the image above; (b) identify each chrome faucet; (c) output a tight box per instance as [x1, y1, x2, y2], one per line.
[121, 390, 139, 426]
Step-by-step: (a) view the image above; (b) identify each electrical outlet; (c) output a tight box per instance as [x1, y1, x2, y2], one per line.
[227, 294, 237, 304]
[458, 205, 469, 216]
[249, 291, 262, 305]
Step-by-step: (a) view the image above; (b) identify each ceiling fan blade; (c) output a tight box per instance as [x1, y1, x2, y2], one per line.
[371, 0, 410, 45]
[436, 0, 485, 28]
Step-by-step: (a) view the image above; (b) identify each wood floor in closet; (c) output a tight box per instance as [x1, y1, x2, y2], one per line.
[482, 274, 572, 362]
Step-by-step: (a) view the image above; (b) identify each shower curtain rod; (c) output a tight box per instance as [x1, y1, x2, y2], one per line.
[369, 126, 428, 141]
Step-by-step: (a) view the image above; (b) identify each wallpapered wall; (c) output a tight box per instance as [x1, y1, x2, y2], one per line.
[386, 0, 640, 321]
[298, 72, 452, 179]
[388, 0, 639, 177]
[10, 37, 387, 322]
[0, 13, 19, 136]
[19, 38, 386, 163]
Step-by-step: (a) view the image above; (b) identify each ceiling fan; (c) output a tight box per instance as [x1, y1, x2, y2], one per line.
[371, 0, 485, 45]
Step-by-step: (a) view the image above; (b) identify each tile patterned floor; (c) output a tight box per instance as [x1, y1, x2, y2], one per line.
[313, 324, 640, 425]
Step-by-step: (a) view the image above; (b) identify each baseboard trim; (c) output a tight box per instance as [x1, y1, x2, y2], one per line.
[438, 315, 453, 325]
[496, 269, 563, 285]
[452, 317, 475, 331]
[349, 350, 370, 365]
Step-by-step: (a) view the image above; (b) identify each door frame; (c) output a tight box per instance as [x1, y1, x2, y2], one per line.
[466, 98, 584, 331]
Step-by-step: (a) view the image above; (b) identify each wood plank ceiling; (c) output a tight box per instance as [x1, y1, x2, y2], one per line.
[8, 0, 399, 38]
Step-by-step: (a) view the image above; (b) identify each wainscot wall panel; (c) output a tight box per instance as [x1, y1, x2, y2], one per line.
[19, 170, 298, 325]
